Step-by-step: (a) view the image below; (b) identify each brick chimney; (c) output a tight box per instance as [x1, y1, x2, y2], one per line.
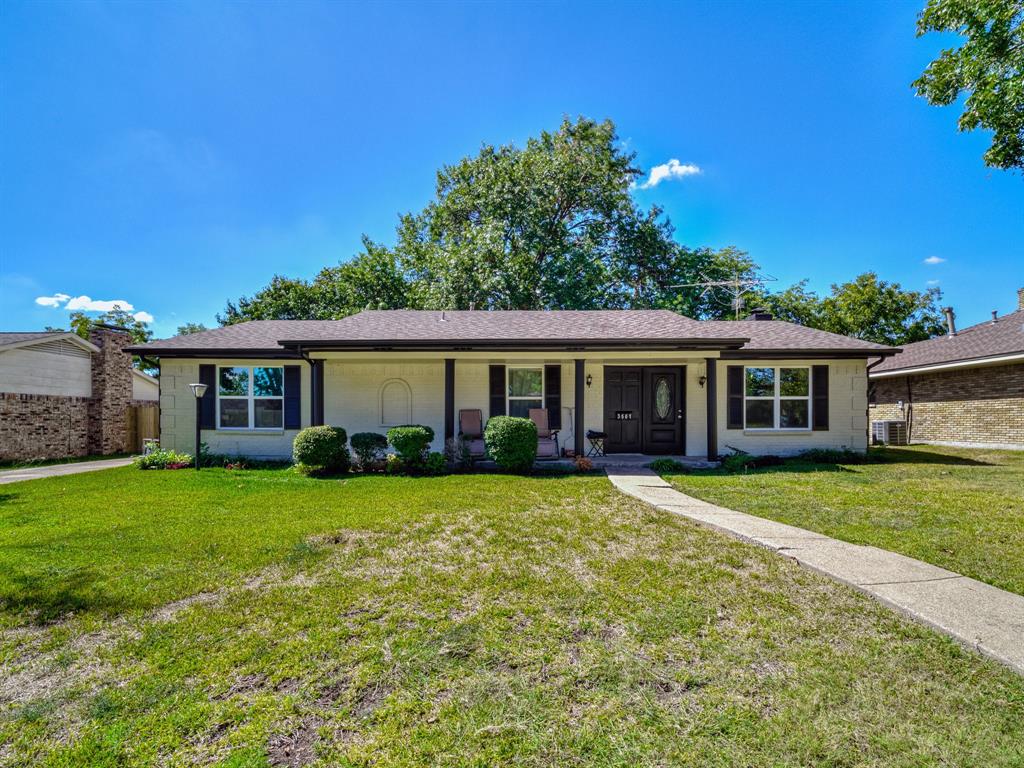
[87, 326, 133, 454]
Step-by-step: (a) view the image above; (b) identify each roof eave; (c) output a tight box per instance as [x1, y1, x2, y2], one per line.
[276, 336, 752, 352]
[123, 346, 302, 359]
[720, 347, 900, 360]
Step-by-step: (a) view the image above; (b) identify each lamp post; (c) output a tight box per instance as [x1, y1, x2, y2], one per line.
[188, 383, 208, 470]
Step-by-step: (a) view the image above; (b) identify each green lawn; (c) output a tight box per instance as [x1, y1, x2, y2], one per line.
[661, 445, 1024, 596]
[0, 467, 1022, 767]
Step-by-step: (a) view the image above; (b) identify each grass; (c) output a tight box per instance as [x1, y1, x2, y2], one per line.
[0, 466, 1022, 766]
[660, 444, 1024, 595]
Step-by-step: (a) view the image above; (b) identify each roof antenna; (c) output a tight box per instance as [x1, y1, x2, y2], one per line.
[670, 271, 777, 320]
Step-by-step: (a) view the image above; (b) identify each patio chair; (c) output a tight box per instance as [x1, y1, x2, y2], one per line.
[528, 408, 560, 460]
[458, 409, 487, 463]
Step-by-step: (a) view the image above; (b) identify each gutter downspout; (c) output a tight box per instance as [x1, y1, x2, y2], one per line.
[864, 357, 887, 449]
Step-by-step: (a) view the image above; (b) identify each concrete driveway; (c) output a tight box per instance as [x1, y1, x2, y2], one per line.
[0, 457, 134, 485]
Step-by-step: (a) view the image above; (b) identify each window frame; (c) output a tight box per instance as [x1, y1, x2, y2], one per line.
[216, 365, 285, 431]
[506, 366, 544, 419]
[743, 365, 812, 431]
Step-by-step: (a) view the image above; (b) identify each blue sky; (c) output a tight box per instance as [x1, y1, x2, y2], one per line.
[1, 0, 1021, 338]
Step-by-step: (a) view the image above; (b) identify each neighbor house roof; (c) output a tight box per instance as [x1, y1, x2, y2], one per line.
[871, 308, 1024, 376]
[128, 310, 898, 357]
[0, 331, 99, 354]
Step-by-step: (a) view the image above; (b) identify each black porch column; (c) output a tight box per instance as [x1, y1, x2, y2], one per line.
[705, 357, 718, 460]
[309, 360, 322, 426]
[574, 359, 585, 456]
[444, 358, 455, 442]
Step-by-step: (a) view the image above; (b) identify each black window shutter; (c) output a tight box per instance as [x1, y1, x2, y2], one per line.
[544, 365, 561, 429]
[199, 364, 215, 429]
[489, 365, 506, 419]
[284, 365, 302, 429]
[726, 365, 744, 430]
[812, 365, 829, 431]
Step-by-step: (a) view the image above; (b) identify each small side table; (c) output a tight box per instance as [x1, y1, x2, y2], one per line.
[585, 430, 607, 458]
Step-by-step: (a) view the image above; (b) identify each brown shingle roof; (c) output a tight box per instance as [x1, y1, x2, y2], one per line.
[127, 310, 897, 356]
[700, 320, 896, 353]
[871, 309, 1024, 374]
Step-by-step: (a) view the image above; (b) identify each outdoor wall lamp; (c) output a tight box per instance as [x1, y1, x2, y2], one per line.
[188, 383, 208, 470]
[586, 373, 593, 388]
[698, 375, 707, 388]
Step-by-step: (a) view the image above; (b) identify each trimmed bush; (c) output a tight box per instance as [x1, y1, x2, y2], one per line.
[648, 457, 686, 474]
[387, 425, 434, 467]
[292, 426, 350, 474]
[135, 449, 193, 470]
[350, 432, 388, 470]
[720, 452, 784, 473]
[484, 416, 537, 473]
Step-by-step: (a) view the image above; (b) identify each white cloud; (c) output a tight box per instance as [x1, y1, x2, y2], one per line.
[34, 293, 71, 307]
[65, 295, 135, 312]
[33, 291, 154, 324]
[923, 256, 945, 265]
[637, 159, 702, 190]
[927, 279, 940, 286]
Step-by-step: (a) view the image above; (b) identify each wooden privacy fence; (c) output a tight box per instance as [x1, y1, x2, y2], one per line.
[127, 404, 159, 452]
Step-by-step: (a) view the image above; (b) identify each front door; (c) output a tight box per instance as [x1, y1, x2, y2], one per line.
[603, 367, 642, 452]
[642, 367, 684, 455]
[603, 366, 685, 454]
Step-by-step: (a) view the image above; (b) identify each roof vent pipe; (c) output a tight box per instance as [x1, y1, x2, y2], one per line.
[942, 306, 956, 337]
[440, 310, 447, 322]
[992, 310, 999, 324]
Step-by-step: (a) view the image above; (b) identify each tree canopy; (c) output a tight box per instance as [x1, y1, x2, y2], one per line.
[913, 0, 1024, 171]
[758, 273, 946, 345]
[217, 116, 950, 346]
[220, 118, 754, 323]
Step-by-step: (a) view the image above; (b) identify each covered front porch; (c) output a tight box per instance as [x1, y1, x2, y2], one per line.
[304, 351, 723, 460]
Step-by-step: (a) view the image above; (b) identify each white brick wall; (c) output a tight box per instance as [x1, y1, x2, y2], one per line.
[159, 359, 310, 459]
[156, 355, 868, 460]
[715, 359, 868, 455]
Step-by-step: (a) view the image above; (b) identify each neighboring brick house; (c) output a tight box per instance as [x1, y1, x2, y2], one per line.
[869, 289, 1024, 450]
[0, 326, 157, 461]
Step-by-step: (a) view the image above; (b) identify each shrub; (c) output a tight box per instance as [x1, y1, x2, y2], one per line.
[795, 448, 870, 465]
[350, 432, 388, 470]
[424, 451, 447, 475]
[648, 457, 686, 474]
[574, 456, 593, 473]
[484, 416, 537, 473]
[135, 449, 193, 470]
[292, 426, 350, 474]
[720, 452, 784, 473]
[387, 425, 434, 467]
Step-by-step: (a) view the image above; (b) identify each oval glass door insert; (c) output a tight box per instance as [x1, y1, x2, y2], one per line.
[655, 377, 671, 420]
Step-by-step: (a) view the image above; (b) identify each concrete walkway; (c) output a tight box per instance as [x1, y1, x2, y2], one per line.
[607, 467, 1024, 676]
[0, 457, 134, 485]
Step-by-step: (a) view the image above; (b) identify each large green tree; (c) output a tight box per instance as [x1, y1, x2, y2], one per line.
[914, 0, 1024, 171]
[218, 237, 407, 324]
[760, 273, 946, 345]
[220, 117, 750, 321]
